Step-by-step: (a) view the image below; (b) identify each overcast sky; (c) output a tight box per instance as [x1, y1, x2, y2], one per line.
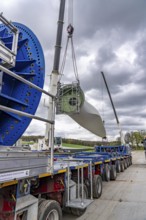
[1, 0, 146, 141]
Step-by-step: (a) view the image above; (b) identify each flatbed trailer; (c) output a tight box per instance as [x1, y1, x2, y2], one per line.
[95, 145, 132, 169]
[54, 145, 132, 202]
[0, 149, 94, 219]
[73, 149, 131, 190]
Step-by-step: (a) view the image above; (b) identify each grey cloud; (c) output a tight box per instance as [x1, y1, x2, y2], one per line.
[74, 0, 146, 40]
[1, 0, 146, 140]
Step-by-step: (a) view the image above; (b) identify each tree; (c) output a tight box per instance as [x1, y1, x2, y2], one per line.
[129, 131, 144, 149]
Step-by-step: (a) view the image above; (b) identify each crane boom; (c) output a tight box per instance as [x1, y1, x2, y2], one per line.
[101, 71, 124, 144]
[46, 0, 66, 149]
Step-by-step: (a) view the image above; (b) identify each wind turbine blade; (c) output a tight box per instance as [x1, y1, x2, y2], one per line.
[69, 101, 106, 138]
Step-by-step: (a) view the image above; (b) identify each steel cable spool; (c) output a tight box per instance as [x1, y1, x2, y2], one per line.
[0, 22, 45, 146]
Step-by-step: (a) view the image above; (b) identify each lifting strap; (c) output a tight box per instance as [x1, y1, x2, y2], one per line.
[59, 0, 79, 83]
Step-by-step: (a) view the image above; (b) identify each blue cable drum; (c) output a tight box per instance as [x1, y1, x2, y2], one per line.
[0, 22, 45, 146]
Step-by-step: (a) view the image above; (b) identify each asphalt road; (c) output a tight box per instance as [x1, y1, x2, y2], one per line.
[63, 151, 146, 220]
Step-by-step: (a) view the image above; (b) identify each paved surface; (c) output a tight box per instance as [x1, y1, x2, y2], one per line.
[63, 151, 146, 220]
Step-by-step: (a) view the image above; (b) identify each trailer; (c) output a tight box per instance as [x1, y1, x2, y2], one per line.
[95, 145, 132, 170]
[54, 143, 132, 204]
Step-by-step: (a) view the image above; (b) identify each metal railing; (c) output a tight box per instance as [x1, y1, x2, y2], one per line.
[0, 13, 19, 68]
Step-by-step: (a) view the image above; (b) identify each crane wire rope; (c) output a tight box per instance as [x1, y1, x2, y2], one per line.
[59, 0, 79, 83]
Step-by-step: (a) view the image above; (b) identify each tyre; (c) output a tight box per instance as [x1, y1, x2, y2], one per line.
[38, 198, 46, 207]
[93, 175, 102, 199]
[62, 191, 72, 214]
[123, 159, 127, 169]
[128, 157, 132, 166]
[71, 207, 86, 217]
[71, 184, 88, 217]
[84, 178, 91, 197]
[110, 165, 117, 180]
[128, 157, 131, 166]
[128, 158, 131, 166]
[120, 160, 124, 172]
[130, 156, 132, 165]
[104, 164, 110, 182]
[76, 183, 88, 199]
[38, 200, 62, 220]
[116, 160, 121, 173]
[21, 211, 27, 220]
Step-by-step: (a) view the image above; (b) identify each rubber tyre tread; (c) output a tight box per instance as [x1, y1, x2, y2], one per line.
[116, 160, 121, 173]
[93, 175, 102, 199]
[128, 157, 131, 166]
[110, 165, 117, 180]
[130, 156, 132, 165]
[62, 191, 72, 214]
[104, 164, 110, 182]
[84, 178, 91, 197]
[120, 160, 125, 172]
[124, 159, 127, 169]
[38, 198, 46, 207]
[38, 200, 62, 220]
[126, 158, 129, 167]
[76, 184, 88, 199]
[71, 184, 88, 217]
[71, 207, 86, 217]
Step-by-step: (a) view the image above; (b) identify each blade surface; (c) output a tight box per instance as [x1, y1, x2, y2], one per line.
[69, 101, 106, 138]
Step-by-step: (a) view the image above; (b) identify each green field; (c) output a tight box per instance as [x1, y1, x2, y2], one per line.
[62, 142, 94, 149]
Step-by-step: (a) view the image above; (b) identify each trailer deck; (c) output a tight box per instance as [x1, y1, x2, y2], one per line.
[63, 151, 146, 220]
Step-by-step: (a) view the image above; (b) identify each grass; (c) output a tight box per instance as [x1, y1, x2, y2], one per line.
[62, 142, 93, 149]
[22, 141, 34, 145]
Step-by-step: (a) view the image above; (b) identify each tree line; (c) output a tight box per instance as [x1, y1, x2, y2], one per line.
[22, 130, 146, 150]
[22, 136, 120, 147]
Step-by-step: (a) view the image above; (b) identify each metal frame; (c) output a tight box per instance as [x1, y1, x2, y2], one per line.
[56, 82, 83, 114]
[0, 13, 19, 68]
[0, 65, 54, 98]
[0, 151, 50, 182]
[64, 158, 93, 209]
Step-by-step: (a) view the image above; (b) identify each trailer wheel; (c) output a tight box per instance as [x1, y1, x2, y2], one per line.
[104, 164, 110, 182]
[71, 184, 88, 217]
[130, 156, 132, 165]
[71, 207, 86, 217]
[127, 158, 130, 166]
[116, 160, 121, 173]
[38, 200, 62, 220]
[62, 191, 72, 214]
[110, 165, 117, 180]
[93, 175, 102, 198]
[84, 178, 91, 197]
[123, 159, 127, 169]
[76, 183, 88, 199]
[120, 160, 124, 172]
[21, 211, 27, 220]
[38, 198, 46, 207]
[128, 157, 131, 166]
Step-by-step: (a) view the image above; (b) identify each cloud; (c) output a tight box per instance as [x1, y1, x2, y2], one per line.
[1, 0, 146, 141]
